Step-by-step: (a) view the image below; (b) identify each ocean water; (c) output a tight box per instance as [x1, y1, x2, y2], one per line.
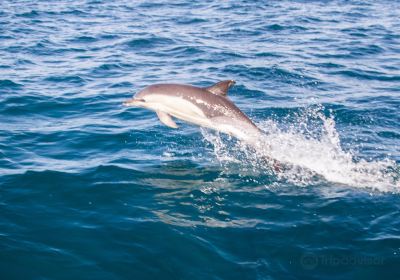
[1, 0, 400, 279]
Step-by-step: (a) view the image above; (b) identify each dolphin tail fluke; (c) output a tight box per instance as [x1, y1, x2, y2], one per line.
[156, 111, 178, 129]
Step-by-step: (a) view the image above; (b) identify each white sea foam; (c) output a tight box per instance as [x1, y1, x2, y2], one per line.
[201, 106, 400, 192]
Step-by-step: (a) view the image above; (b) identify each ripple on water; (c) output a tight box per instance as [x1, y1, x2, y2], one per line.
[125, 37, 176, 51]
[16, 10, 40, 18]
[0, 79, 23, 89]
[67, 36, 98, 44]
[43, 75, 87, 85]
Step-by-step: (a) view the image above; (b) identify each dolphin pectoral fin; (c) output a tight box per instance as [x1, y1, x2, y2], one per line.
[156, 111, 178, 129]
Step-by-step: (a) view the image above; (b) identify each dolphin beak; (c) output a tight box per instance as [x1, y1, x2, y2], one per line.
[123, 98, 145, 107]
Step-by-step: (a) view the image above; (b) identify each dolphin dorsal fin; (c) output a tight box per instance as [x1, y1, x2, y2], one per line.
[205, 80, 235, 96]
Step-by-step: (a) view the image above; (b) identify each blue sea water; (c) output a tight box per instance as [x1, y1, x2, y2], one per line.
[1, 0, 400, 279]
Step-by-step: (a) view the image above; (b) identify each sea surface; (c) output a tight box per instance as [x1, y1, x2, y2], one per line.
[1, 0, 400, 279]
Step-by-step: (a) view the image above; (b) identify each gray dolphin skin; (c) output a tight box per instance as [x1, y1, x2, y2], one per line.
[123, 80, 262, 142]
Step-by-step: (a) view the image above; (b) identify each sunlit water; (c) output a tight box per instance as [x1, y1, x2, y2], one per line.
[1, 1, 400, 279]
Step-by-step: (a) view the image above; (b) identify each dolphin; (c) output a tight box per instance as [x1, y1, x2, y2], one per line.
[123, 80, 262, 143]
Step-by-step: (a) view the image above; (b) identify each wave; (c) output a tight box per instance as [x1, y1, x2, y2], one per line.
[0, 79, 23, 89]
[125, 37, 176, 50]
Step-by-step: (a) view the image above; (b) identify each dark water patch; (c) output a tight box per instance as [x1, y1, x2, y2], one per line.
[100, 34, 120, 40]
[255, 52, 284, 58]
[344, 11, 369, 19]
[90, 63, 134, 78]
[136, 1, 166, 9]
[68, 36, 98, 44]
[0, 79, 23, 89]
[326, 43, 386, 59]
[53, 47, 87, 55]
[313, 52, 356, 59]
[377, 131, 400, 140]
[310, 62, 344, 69]
[84, 164, 151, 182]
[74, 54, 95, 60]
[347, 32, 369, 38]
[263, 24, 308, 33]
[331, 69, 400, 82]
[17, 59, 35, 66]
[217, 51, 248, 59]
[43, 75, 86, 85]
[2, 170, 84, 191]
[0, 35, 14, 40]
[381, 64, 400, 72]
[347, 95, 400, 107]
[16, 10, 40, 18]
[266, 24, 285, 31]
[176, 17, 207, 25]
[299, 16, 323, 23]
[350, 44, 385, 56]
[0, 150, 18, 170]
[59, 9, 90, 17]
[109, 81, 134, 88]
[125, 37, 176, 51]
[99, 63, 134, 71]
[224, 27, 263, 38]
[332, 106, 376, 126]
[165, 46, 206, 57]
[25, 40, 86, 56]
[341, 27, 370, 37]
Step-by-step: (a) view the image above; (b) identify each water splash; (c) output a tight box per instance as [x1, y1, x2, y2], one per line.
[201, 106, 400, 192]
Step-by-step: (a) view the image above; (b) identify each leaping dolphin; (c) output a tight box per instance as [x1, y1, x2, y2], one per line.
[123, 80, 262, 143]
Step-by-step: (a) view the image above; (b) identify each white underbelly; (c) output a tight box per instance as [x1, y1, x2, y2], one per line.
[145, 95, 261, 142]
[146, 95, 212, 127]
